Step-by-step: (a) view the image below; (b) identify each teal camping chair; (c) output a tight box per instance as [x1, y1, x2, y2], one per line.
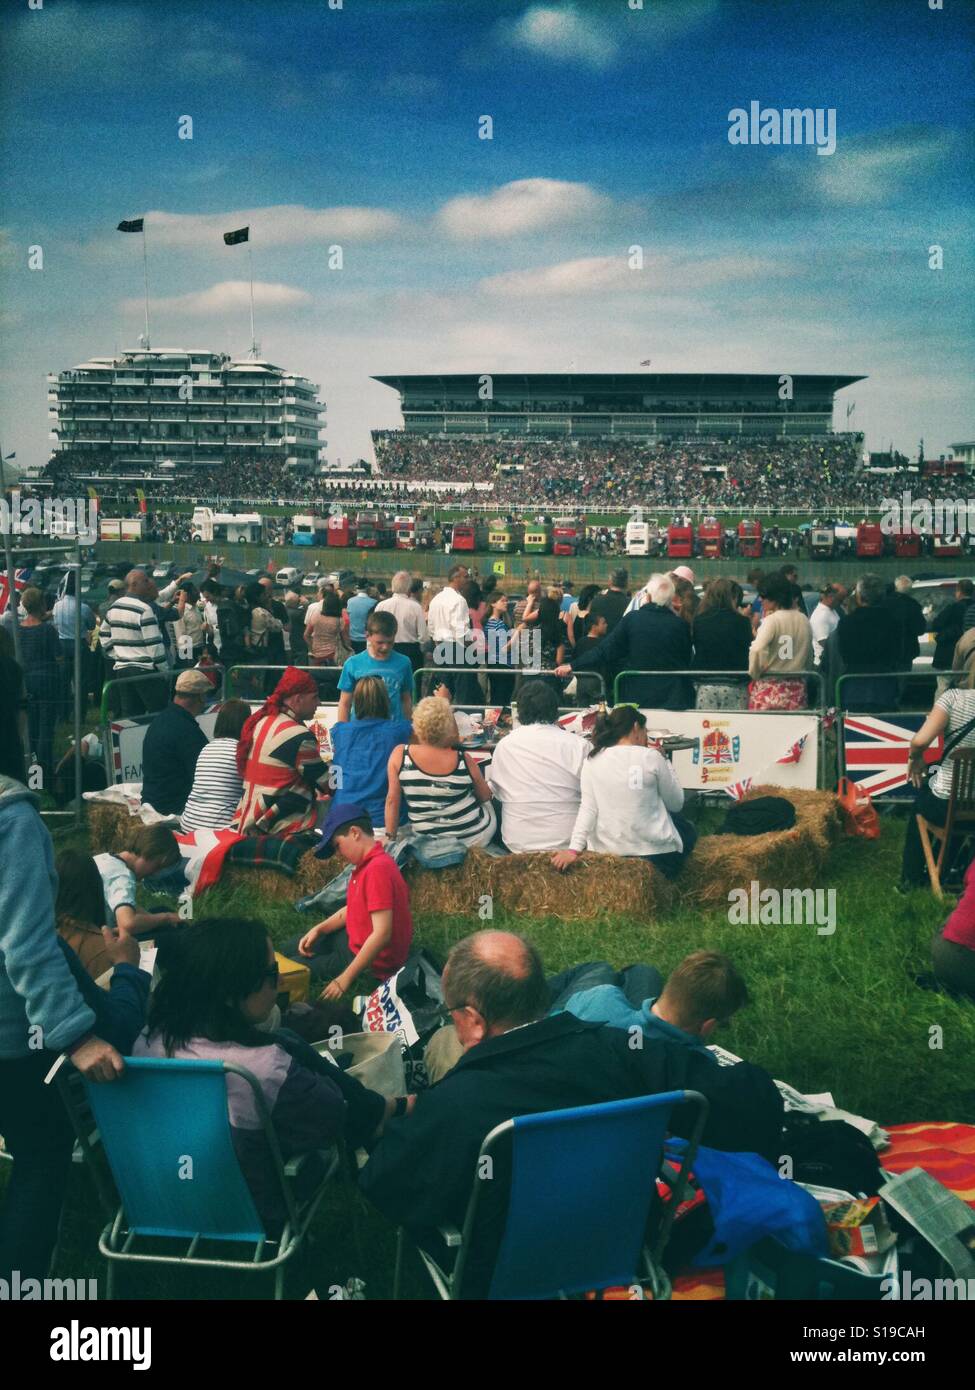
[65, 1056, 340, 1299]
[394, 1090, 708, 1300]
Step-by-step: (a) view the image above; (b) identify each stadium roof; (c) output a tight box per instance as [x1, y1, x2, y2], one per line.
[373, 372, 865, 393]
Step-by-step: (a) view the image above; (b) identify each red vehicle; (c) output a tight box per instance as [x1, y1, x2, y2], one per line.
[855, 523, 885, 559]
[697, 521, 723, 559]
[737, 519, 763, 558]
[326, 514, 355, 547]
[667, 524, 694, 559]
[355, 511, 394, 549]
[393, 515, 416, 549]
[450, 520, 487, 552]
[553, 519, 584, 556]
[892, 528, 921, 559]
[933, 532, 964, 558]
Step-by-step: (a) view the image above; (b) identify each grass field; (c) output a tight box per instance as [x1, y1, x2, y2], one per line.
[2, 805, 973, 1300]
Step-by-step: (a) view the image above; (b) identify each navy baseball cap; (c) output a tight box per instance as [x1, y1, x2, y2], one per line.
[315, 801, 371, 857]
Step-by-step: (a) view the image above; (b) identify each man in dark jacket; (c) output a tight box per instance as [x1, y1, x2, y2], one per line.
[359, 931, 783, 1296]
[558, 572, 692, 708]
[836, 575, 901, 711]
[930, 579, 974, 672]
[140, 669, 209, 814]
[883, 577, 927, 671]
[588, 569, 631, 635]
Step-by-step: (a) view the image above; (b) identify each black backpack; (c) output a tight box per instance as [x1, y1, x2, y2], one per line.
[781, 1113, 885, 1196]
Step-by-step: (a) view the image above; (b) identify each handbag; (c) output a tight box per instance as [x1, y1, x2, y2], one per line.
[836, 776, 880, 839]
[317, 1029, 407, 1099]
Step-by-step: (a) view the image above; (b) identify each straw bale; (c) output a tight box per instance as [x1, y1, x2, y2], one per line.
[86, 802, 137, 855]
[485, 850, 675, 921]
[680, 785, 844, 908]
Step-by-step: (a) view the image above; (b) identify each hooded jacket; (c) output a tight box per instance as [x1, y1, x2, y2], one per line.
[0, 776, 96, 1059]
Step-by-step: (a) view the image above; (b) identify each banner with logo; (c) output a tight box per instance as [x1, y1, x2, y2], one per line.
[639, 709, 820, 792]
[103, 707, 224, 786]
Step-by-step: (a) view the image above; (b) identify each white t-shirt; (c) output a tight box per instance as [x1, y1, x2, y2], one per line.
[809, 602, 840, 664]
[569, 744, 685, 857]
[486, 723, 590, 852]
[427, 586, 470, 643]
[94, 852, 137, 929]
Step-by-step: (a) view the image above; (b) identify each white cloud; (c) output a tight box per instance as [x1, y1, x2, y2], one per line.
[112, 205, 402, 251]
[480, 252, 782, 298]
[437, 178, 611, 239]
[812, 130, 952, 207]
[502, 5, 619, 69]
[122, 281, 310, 317]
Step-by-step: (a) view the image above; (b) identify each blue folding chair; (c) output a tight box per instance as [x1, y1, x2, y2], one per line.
[394, 1090, 708, 1300]
[66, 1056, 340, 1299]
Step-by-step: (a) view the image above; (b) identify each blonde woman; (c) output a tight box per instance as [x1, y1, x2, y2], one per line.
[385, 695, 496, 846]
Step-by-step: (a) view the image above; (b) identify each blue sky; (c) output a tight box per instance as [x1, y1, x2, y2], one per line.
[1, 0, 972, 471]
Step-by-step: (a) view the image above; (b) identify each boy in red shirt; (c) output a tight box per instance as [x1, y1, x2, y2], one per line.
[297, 801, 413, 1000]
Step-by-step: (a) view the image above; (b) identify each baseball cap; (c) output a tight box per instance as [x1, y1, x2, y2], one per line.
[174, 669, 212, 695]
[672, 565, 696, 584]
[107, 578, 125, 591]
[314, 800, 370, 857]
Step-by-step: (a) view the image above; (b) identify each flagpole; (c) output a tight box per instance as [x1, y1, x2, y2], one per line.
[0, 445, 22, 665]
[142, 222, 151, 348]
[247, 240, 256, 356]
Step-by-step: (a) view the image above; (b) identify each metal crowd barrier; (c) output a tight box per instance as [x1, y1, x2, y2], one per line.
[224, 663, 329, 700]
[835, 669, 957, 804]
[612, 668, 826, 710]
[100, 665, 226, 723]
[411, 665, 607, 704]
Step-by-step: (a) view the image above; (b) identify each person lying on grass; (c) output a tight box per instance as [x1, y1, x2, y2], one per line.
[285, 802, 413, 1002]
[94, 824, 182, 937]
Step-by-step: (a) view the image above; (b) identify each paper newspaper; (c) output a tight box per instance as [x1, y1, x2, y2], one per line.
[878, 1167, 975, 1280]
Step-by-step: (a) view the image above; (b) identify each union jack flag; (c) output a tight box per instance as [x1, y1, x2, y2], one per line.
[725, 777, 753, 800]
[842, 714, 942, 799]
[0, 568, 29, 615]
[777, 734, 807, 765]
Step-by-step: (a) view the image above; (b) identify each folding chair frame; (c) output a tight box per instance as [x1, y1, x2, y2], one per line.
[394, 1089, 708, 1301]
[61, 1059, 340, 1299]
[917, 748, 975, 899]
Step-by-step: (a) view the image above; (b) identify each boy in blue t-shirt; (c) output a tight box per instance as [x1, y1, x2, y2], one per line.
[336, 609, 413, 723]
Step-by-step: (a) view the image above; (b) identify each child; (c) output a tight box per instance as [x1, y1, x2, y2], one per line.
[336, 610, 413, 723]
[94, 824, 182, 937]
[291, 802, 413, 1000]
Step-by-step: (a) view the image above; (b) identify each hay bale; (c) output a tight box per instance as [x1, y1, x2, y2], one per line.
[404, 848, 493, 916]
[680, 785, 843, 909]
[86, 802, 135, 854]
[486, 851, 674, 922]
[293, 849, 343, 898]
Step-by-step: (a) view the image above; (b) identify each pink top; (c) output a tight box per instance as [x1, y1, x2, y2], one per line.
[942, 858, 975, 951]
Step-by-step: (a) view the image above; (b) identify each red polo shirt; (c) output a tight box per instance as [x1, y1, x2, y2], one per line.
[346, 842, 413, 980]
[943, 858, 975, 952]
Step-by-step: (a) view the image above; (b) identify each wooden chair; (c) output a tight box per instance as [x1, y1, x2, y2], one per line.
[917, 747, 975, 898]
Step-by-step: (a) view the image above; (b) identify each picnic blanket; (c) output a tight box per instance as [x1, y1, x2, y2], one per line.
[175, 828, 309, 896]
[666, 1121, 975, 1301]
[226, 833, 309, 877]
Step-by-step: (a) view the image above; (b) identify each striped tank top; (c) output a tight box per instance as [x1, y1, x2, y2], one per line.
[398, 746, 495, 843]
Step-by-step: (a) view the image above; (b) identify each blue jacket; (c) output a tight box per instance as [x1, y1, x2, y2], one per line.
[330, 717, 413, 826]
[0, 777, 96, 1059]
[559, 984, 716, 1062]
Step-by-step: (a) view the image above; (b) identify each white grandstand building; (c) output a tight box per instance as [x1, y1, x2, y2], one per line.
[47, 348, 326, 477]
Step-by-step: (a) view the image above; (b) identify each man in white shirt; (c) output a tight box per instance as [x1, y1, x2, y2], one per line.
[427, 564, 478, 700]
[375, 569, 427, 669]
[809, 584, 841, 666]
[486, 680, 589, 852]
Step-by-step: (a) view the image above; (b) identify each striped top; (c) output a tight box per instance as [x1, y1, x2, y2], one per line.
[931, 689, 975, 799]
[180, 738, 245, 832]
[98, 595, 166, 671]
[397, 745, 495, 844]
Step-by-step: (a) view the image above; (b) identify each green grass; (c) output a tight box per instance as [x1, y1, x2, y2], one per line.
[4, 811, 973, 1299]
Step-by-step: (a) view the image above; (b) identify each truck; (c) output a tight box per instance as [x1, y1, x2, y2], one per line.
[808, 525, 835, 558]
[292, 515, 328, 547]
[855, 523, 885, 559]
[625, 520, 651, 557]
[667, 524, 694, 559]
[326, 513, 355, 548]
[553, 518, 584, 556]
[449, 520, 487, 553]
[737, 520, 763, 559]
[488, 519, 522, 554]
[355, 511, 394, 549]
[697, 520, 723, 559]
[190, 507, 265, 544]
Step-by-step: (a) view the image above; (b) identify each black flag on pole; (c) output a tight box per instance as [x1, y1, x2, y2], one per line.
[224, 226, 249, 245]
[117, 218, 144, 233]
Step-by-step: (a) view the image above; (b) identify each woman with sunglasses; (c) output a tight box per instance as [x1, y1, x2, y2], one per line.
[133, 917, 397, 1232]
